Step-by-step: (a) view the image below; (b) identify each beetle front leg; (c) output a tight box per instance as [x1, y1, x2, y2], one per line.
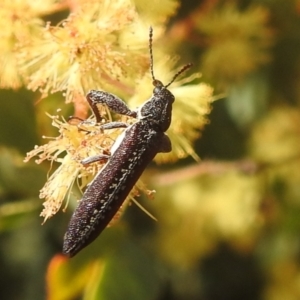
[87, 90, 137, 122]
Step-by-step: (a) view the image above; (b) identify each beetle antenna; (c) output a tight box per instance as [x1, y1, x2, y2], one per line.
[165, 63, 193, 88]
[149, 26, 156, 81]
[149, 27, 192, 88]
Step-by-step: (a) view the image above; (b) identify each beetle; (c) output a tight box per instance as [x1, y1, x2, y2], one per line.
[62, 27, 192, 257]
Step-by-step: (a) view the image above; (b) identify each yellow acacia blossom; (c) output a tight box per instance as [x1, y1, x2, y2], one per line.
[0, 0, 59, 88]
[156, 170, 262, 268]
[1, 0, 180, 94]
[197, 4, 272, 85]
[17, 1, 153, 103]
[24, 111, 146, 222]
[133, 0, 179, 24]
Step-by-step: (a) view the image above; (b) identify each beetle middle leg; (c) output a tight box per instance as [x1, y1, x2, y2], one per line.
[81, 154, 111, 165]
[81, 120, 131, 165]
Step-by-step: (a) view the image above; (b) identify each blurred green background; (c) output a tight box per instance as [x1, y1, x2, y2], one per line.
[2, 0, 300, 299]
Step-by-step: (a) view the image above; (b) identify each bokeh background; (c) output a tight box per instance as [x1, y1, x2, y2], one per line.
[1, 0, 300, 299]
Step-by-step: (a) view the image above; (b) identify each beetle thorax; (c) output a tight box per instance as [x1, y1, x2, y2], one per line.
[138, 86, 175, 132]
